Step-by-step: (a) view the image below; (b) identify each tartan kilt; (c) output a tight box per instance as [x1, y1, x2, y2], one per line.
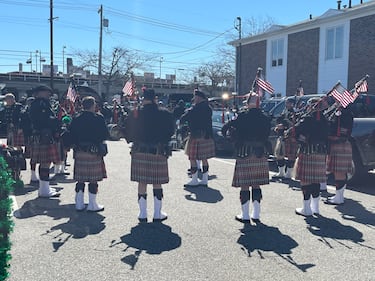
[184, 137, 215, 160]
[327, 141, 353, 174]
[74, 151, 107, 182]
[30, 142, 60, 164]
[284, 137, 298, 161]
[131, 152, 169, 184]
[294, 153, 327, 183]
[232, 156, 269, 187]
[274, 137, 285, 159]
[7, 130, 25, 147]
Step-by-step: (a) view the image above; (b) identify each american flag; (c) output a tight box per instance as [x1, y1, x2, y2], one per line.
[330, 82, 353, 108]
[256, 77, 274, 94]
[352, 79, 368, 100]
[66, 83, 78, 102]
[122, 76, 135, 96]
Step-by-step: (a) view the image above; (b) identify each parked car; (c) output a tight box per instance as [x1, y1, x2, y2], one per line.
[212, 110, 235, 153]
[267, 93, 375, 183]
[260, 97, 283, 114]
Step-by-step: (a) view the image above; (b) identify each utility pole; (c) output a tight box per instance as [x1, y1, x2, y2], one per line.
[98, 5, 103, 98]
[235, 17, 242, 96]
[50, 0, 54, 89]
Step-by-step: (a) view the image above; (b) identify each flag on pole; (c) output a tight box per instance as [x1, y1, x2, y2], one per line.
[66, 82, 78, 103]
[256, 77, 274, 94]
[122, 75, 136, 96]
[329, 82, 353, 108]
[352, 79, 368, 100]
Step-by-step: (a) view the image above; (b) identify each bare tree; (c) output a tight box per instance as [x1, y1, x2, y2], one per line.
[74, 47, 152, 96]
[196, 59, 235, 96]
[244, 15, 276, 37]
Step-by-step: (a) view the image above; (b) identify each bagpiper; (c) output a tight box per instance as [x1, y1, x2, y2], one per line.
[324, 106, 353, 205]
[29, 85, 61, 198]
[0, 93, 24, 148]
[221, 93, 271, 223]
[180, 89, 215, 187]
[68, 96, 109, 211]
[273, 96, 298, 179]
[294, 97, 329, 216]
[124, 89, 175, 222]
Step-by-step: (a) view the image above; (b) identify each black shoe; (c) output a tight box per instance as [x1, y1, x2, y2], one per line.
[138, 217, 147, 223]
[153, 216, 168, 223]
[251, 218, 261, 224]
[235, 215, 250, 224]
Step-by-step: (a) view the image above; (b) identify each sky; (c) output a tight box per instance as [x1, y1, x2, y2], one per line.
[0, 0, 360, 79]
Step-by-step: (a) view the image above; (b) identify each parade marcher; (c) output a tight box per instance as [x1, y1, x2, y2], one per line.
[173, 99, 186, 122]
[19, 96, 38, 183]
[221, 93, 271, 223]
[324, 106, 353, 205]
[273, 96, 298, 179]
[124, 89, 175, 222]
[0, 93, 24, 148]
[29, 85, 61, 198]
[68, 96, 109, 212]
[294, 97, 329, 216]
[180, 89, 215, 187]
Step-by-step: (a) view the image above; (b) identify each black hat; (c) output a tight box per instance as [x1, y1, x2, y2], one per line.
[194, 90, 206, 99]
[32, 85, 53, 95]
[143, 89, 156, 101]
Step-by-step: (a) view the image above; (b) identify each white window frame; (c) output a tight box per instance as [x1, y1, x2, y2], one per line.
[271, 38, 284, 67]
[325, 25, 344, 60]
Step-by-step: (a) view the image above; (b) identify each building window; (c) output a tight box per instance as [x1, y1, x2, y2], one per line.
[325, 25, 344, 60]
[271, 39, 284, 67]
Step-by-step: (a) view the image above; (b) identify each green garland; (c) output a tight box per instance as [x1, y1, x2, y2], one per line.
[0, 157, 14, 281]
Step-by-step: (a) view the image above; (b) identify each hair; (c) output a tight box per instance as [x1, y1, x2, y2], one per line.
[4, 93, 15, 100]
[33, 85, 53, 96]
[82, 96, 96, 110]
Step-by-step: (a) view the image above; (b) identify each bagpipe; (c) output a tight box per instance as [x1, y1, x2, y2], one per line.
[0, 143, 26, 178]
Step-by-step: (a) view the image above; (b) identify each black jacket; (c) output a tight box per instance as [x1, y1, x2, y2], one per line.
[295, 112, 329, 144]
[222, 108, 271, 144]
[180, 100, 213, 138]
[29, 97, 59, 133]
[328, 108, 353, 137]
[0, 103, 23, 128]
[124, 103, 174, 144]
[69, 111, 109, 146]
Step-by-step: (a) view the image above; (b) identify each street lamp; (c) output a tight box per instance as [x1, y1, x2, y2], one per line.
[26, 52, 32, 72]
[35, 50, 39, 73]
[40, 51, 46, 75]
[159, 56, 163, 87]
[62, 45, 66, 75]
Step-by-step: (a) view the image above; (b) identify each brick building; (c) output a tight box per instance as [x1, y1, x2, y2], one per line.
[230, 1, 375, 97]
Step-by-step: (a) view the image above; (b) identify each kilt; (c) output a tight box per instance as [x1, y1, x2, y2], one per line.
[185, 137, 215, 160]
[232, 156, 269, 187]
[74, 151, 107, 182]
[30, 143, 60, 164]
[7, 130, 25, 147]
[131, 152, 169, 184]
[327, 141, 353, 174]
[274, 137, 285, 159]
[284, 137, 298, 161]
[294, 153, 327, 183]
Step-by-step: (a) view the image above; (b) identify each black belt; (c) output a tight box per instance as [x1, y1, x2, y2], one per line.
[235, 142, 266, 158]
[298, 143, 327, 154]
[132, 143, 171, 157]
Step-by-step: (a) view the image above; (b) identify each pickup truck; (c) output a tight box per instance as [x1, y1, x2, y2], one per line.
[267, 93, 375, 183]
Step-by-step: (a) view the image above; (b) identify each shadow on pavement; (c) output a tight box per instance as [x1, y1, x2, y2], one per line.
[305, 215, 371, 249]
[237, 223, 314, 272]
[184, 185, 224, 203]
[110, 223, 181, 269]
[326, 198, 375, 229]
[14, 197, 106, 251]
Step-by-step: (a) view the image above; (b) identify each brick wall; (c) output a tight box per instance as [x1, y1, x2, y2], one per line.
[348, 14, 375, 89]
[238, 40, 267, 95]
[286, 28, 320, 96]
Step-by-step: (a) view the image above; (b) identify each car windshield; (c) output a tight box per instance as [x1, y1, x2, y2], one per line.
[212, 110, 235, 124]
